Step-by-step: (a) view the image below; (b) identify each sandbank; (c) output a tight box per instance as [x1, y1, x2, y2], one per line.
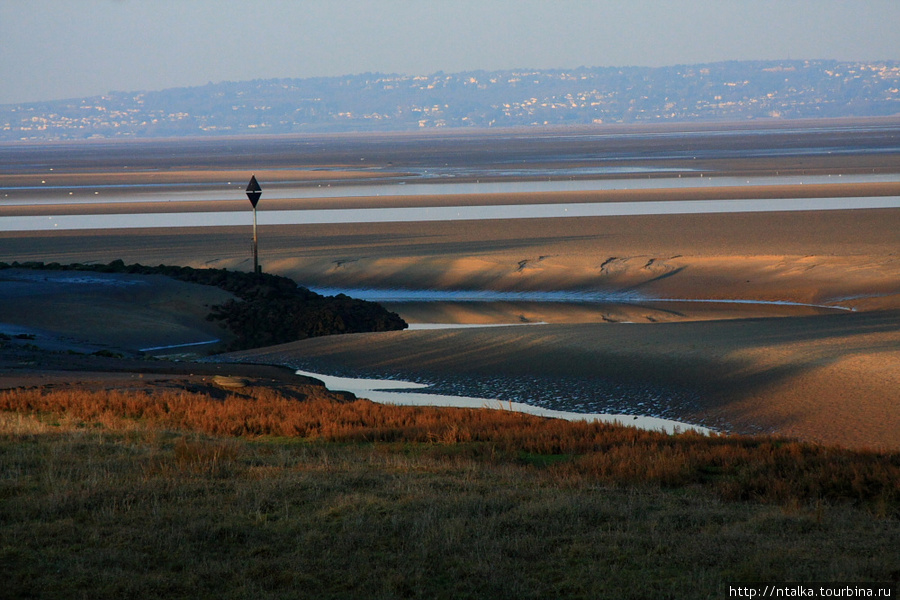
[2, 186, 898, 451]
[1, 131, 898, 449]
[229, 311, 900, 450]
[5, 199, 896, 307]
[3, 181, 900, 217]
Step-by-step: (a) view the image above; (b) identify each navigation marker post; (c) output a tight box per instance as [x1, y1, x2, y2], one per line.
[246, 175, 262, 273]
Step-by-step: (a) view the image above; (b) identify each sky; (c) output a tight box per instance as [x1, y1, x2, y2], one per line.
[2, 0, 899, 105]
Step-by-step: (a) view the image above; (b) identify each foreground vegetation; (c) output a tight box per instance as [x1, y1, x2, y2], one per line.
[2, 387, 899, 599]
[0, 260, 407, 350]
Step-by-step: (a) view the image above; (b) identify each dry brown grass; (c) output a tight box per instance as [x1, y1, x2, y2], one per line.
[3, 396, 900, 599]
[2, 386, 898, 511]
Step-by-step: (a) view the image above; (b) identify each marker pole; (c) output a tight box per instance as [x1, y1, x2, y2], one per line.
[253, 206, 259, 273]
[245, 175, 263, 274]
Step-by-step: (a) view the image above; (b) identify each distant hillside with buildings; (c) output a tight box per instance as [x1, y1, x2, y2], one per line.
[3, 59, 899, 141]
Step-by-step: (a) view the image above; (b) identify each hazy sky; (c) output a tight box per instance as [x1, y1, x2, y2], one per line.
[2, 0, 899, 105]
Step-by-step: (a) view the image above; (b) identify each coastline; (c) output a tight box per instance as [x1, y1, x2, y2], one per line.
[224, 310, 900, 450]
[1, 136, 899, 449]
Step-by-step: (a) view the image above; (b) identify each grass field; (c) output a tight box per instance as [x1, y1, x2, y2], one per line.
[2, 387, 898, 599]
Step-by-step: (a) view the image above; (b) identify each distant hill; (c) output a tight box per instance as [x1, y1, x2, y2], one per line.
[2, 60, 899, 141]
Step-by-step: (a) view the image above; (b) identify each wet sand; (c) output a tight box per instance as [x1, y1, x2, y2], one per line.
[3, 182, 900, 216]
[3, 199, 898, 448]
[5, 203, 895, 307]
[1, 126, 899, 448]
[227, 310, 900, 449]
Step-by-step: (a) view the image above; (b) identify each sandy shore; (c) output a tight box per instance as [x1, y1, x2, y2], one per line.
[4, 200, 896, 308]
[1, 131, 899, 449]
[227, 310, 900, 449]
[2, 199, 897, 448]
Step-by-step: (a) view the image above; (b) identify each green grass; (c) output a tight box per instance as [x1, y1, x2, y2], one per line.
[2, 410, 899, 599]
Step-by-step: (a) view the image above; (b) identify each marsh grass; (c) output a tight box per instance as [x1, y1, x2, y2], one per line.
[2, 390, 899, 599]
[3, 387, 898, 508]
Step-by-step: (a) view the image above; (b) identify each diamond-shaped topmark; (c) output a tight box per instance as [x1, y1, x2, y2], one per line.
[246, 175, 262, 208]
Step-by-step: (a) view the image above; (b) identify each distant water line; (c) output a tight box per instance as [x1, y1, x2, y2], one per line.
[3, 171, 898, 206]
[4, 195, 900, 232]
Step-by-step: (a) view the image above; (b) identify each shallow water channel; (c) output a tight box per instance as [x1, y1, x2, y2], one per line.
[295, 367, 713, 435]
[287, 289, 848, 434]
[4, 194, 900, 232]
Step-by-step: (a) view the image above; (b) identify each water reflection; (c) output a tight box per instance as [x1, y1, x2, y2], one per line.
[388, 300, 843, 326]
[309, 288, 847, 326]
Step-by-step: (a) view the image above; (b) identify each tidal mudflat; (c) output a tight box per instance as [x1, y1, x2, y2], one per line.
[2, 122, 899, 447]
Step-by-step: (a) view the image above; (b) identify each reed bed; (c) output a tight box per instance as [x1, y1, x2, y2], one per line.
[2, 386, 898, 510]
[3, 390, 900, 599]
